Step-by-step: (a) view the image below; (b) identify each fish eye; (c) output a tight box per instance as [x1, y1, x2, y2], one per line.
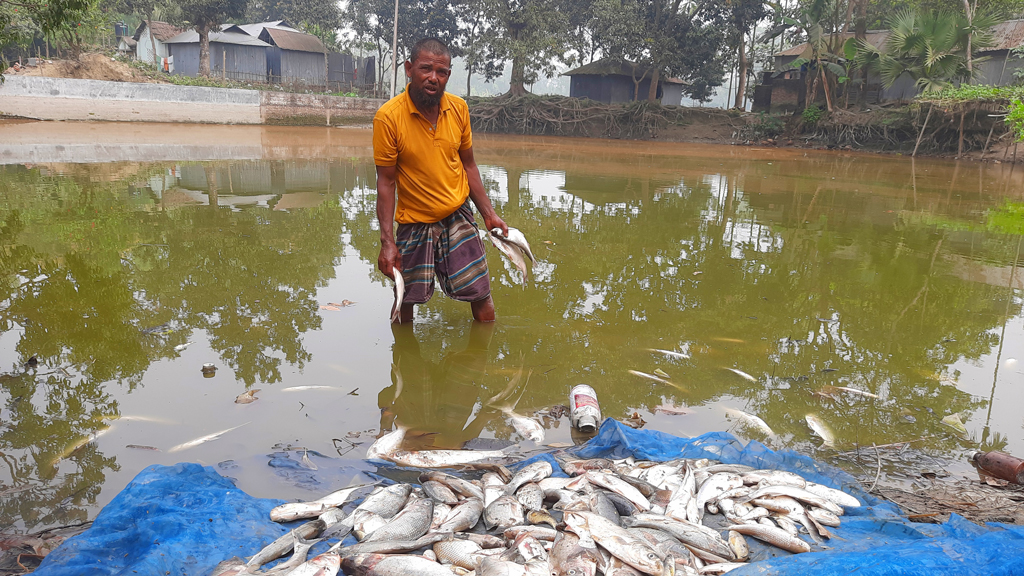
[648, 553, 657, 559]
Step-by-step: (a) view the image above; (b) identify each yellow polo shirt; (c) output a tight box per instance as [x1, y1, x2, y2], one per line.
[373, 88, 473, 224]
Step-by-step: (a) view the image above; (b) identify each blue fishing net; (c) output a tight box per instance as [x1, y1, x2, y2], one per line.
[32, 420, 1024, 576]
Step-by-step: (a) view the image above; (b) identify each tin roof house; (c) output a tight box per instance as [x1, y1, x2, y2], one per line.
[163, 29, 270, 81]
[258, 27, 327, 85]
[563, 58, 686, 106]
[131, 20, 183, 65]
[754, 19, 1024, 112]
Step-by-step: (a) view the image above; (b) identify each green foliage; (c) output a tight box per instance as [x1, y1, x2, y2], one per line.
[1007, 99, 1024, 142]
[923, 84, 1024, 102]
[0, 0, 95, 68]
[802, 104, 824, 124]
[854, 8, 998, 92]
[750, 112, 785, 138]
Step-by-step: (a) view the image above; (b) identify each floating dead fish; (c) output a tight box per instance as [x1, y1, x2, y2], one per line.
[174, 342, 195, 352]
[167, 422, 249, 453]
[391, 267, 405, 324]
[300, 449, 318, 471]
[724, 408, 774, 437]
[805, 415, 836, 449]
[329, 300, 356, 307]
[281, 386, 342, 392]
[628, 370, 686, 392]
[725, 368, 756, 382]
[654, 402, 692, 416]
[653, 369, 670, 379]
[648, 348, 690, 360]
[815, 385, 878, 400]
[125, 444, 160, 451]
[235, 389, 260, 404]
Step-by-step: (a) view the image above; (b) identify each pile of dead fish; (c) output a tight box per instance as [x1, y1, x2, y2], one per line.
[213, 452, 861, 576]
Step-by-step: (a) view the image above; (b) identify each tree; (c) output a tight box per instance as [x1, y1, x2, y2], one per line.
[482, 0, 569, 96]
[728, 0, 769, 108]
[454, 0, 502, 96]
[855, 9, 996, 92]
[177, 0, 248, 77]
[1, 0, 94, 67]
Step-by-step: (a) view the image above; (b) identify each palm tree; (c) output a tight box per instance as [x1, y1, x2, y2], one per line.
[778, 0, 848, 112]
[855, 9, 997, 93]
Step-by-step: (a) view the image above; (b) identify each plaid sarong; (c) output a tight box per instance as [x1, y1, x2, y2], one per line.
[395, 202, 491, 304]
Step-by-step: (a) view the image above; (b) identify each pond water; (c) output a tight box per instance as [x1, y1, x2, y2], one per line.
[0, 122, 1022, 533]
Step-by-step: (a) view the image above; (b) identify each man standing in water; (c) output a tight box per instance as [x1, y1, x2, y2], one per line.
[374, 37, 507, 323]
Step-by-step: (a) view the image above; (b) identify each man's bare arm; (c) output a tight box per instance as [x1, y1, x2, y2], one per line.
[376, 164, 400, 278]
[459, 146, 507, 236]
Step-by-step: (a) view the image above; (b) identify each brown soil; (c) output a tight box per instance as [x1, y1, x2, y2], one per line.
[5, 53, 166, 83]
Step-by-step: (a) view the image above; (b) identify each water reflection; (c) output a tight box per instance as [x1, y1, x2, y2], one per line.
[0, 137, 1022, 534]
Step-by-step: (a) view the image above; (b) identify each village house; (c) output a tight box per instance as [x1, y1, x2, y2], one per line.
[754, 19, 1024, 112]
[563, 58, 685, 106]
[163, 29, 270, 81]
[128, 20, 183, 66]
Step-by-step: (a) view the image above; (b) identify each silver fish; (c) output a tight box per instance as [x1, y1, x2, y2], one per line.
[624, 513, 733, 560]
[698, 563, 747, 574]
[740, 470, 805, 488]
[584, 471, 651, 512]
[805, 414, 836, 449]
[479, 557, 528, 576]
[422, 480, 460, 505]
[563, 511, 665, 576]
[209, 558, 248, 576]
[627, 370, 686, 392]
[247, 512, 336, 570]
[726, 524, 810, 553]
[270, 482, 372, 522]
[504, 525, 559, 541]
[550, 531, 598, 576]
[500, 227, 536, 264]
[166, 422, 249, 453]
[350, 484, 413, 521]
[366, 427, 407, 460]
[507, 461, 553, 494]
[353, 510, 388, 540]
[420, 471, 485, 501]
[488, 231, 530, 284]
[281, 386, 342, 392]
[516, 482, 545, 512]
[725, 368, 756, 382]
[695, 473, 743, 519]
[647, 348, 691, 360]
[434, 537, 485, 569]
[342, 553, 453, 576]
[289, 551, 342, 576]
[429, 502, 451, 531]
[333, 532, 449, 557]
[484, 494, 524, 530]
[391, 266, 405, 324]
[803, 481, 860, 508]
[723, 408, 774, 437]
[435, 497, 484, 533]
[387, 447, 514, 468]
[361, 497, 433, 542]
[806, 506, 842, 527]
[260, 536, 320, 575]
[504, 407, 545, 443]
[742, 485, 843, 516]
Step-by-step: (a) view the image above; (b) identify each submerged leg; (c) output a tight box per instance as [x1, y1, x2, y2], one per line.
[470, 296, 495, 323]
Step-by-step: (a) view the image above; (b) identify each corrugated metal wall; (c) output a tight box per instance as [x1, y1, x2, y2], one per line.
[168, 42, 267, 80]
[280, 50, 326, 84]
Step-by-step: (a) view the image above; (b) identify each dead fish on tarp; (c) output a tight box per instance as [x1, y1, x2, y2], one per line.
[166, 422, 249, 453]
[724, 408, 774, 437]
[391, 266, 405, 324]
[234, 389, 260, 404]
[270, 482, 373, 522]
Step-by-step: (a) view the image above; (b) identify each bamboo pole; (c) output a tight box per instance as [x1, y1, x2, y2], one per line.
[912, 105, 933, 157]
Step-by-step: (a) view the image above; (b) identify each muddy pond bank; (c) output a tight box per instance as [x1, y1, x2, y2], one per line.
[0, 122, 1022, 548]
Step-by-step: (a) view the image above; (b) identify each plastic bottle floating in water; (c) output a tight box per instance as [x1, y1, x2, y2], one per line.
[569, 384, 602, 434]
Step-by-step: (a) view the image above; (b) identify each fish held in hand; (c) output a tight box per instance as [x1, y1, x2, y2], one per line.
[391, 267, 405, 323]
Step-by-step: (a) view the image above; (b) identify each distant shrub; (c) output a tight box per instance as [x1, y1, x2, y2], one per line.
[802, 104, 823, 125]
[750, 113, 784, 139]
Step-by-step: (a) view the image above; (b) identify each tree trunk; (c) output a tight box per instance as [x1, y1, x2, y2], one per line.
[148, 16, 158, 68]
[734, 34, 747, 109]
[198, 24, 211, 77]
[647, 66, 660, 102]
[466, 63, 472, 97]
[855, 0, 868, 105]
[962, 0, 973, 75]
[508, 55, 527, 96]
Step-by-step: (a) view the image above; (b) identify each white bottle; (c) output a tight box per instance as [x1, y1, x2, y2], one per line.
[569, 384, 602, 433]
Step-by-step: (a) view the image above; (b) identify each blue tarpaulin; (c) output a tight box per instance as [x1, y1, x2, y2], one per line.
[33, 419, 1024, 576]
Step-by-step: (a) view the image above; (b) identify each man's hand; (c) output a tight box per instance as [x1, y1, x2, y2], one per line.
[378, 242, 401, 279]
[482, 212, 508, 237]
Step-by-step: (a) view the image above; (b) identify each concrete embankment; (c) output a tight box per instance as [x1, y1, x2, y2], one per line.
[0, 76, 383, 126]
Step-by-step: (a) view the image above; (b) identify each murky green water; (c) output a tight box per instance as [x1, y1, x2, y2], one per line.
[1, 123, 1022, 533]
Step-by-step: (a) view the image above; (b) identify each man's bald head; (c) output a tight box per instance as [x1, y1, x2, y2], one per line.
[409, 38, 451, 65]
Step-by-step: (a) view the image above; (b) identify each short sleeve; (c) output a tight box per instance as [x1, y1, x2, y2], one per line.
[373, 109, 398, 167]
[458, 100, 473, 151]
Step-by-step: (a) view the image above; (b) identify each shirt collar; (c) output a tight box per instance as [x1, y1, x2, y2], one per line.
[403, 85, 452, 117]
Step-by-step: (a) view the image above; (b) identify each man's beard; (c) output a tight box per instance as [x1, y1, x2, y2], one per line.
[410, 83, 443, 109]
